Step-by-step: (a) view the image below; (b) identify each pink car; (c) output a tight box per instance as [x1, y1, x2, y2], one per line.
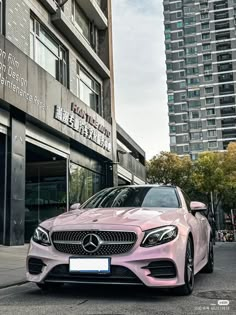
[26, 185, 214, 295]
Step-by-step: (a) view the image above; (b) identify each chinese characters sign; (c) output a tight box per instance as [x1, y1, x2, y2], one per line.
[54, 103, 112, 152]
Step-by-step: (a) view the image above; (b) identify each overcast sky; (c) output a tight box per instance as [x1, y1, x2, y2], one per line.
[112, 0, 169, 160]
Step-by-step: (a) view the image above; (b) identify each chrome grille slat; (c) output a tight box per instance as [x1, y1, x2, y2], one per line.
[51, 231, 137, 256]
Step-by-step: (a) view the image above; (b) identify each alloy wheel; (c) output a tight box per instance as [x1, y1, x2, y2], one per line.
[186, 240, 194, 288]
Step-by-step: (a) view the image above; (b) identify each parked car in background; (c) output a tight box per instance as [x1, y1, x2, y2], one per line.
[26, 185, 214, 295]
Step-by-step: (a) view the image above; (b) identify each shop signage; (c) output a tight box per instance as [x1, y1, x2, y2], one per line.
[54, 103, 112, 152]
[0, 48, 45, 109]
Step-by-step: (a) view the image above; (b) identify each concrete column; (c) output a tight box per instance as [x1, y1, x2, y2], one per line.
[0, 133, 6, 244]
[5, 111, 26, 245]
[107, 0, 118, 187]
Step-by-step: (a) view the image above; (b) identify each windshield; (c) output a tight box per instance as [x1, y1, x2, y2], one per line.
[81, 186, 180, 209]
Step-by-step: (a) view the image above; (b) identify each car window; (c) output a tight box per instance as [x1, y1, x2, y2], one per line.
[81, 186, 180, 209]
[181, 190, 191, 211]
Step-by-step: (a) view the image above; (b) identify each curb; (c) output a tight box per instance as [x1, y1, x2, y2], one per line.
[0, 280, 28, 290]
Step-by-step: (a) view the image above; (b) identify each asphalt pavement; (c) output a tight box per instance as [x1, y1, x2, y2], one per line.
[0, 242, 235, 315]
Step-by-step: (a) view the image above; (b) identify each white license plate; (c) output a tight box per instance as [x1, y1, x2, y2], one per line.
[69, 258, 110, 273]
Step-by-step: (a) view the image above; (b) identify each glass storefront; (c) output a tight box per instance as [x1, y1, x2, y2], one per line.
[69, 162, 105, 205]
[25, 143, 105, 242]
[25, 143, 67, 242]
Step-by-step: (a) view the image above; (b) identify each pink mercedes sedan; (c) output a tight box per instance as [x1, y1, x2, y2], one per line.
[26, 185, 214, 295]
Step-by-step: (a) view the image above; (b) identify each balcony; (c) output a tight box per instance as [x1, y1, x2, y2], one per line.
[216, 42, 231, 51]
[214, 11, 229, 21]
[221, 118, 236, 128]
[117, 144, 146, 183]
[75, 0, 107, 29]
[214, 1, 228, 10]
[217, 53, 232, 62]
[221, 107, 236, 117]
[41, 0, 107, 28]
[218, 63, 232, 72]
[219, 84, 234, 95]
[52, 9, 110, 79]
[220, 96, 235, 105]
[218, 73, 233, 83]
[215, 31, 230, 41]
[215, 22, 230, 30]
[39, 0, 58, 13]
[222, 129, 236, 139]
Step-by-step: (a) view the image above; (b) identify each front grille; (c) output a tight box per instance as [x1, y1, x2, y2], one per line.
[45, 264, 143, 285]
[51, 231, 137, 256]
[142, 260, 177, 279]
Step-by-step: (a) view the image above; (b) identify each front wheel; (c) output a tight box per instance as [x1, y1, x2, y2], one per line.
[202, 239, 214, 273]
[173, 237, 194, 296]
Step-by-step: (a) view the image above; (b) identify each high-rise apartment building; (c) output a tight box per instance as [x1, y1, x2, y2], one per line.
[164, 0, 236, 159]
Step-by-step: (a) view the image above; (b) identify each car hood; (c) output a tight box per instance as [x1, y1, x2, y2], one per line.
[42, 207, 183, 231]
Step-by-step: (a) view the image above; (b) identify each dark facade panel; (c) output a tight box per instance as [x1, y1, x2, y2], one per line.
[5, 116, 26, 245]
[0, 35, 113, 161]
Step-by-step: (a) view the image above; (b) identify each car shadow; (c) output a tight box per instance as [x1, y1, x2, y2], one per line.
[25, 271, 207, 302]
[26, 283, 193, 302]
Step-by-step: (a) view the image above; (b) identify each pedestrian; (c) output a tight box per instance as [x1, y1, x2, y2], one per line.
[223, 232, 226, 242]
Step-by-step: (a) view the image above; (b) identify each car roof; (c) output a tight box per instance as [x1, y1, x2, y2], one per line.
[110, 184, 177, 189]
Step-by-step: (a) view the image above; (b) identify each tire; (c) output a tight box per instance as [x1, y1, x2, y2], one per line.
[173, 237, 194, 296]
[202, 238, 214, 273]
[36, 282, 64, 291]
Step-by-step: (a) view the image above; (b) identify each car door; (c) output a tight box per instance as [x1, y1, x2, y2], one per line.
[181, 190, 206, 264]
[197, 211, 209, 258]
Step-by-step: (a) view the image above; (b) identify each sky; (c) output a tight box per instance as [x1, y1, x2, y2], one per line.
[112, 0, 169, 160]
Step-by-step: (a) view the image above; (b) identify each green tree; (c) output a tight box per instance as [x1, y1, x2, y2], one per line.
[221, 142, 236, 216]
[147, 152, 192, 190]
[147, 144, 236, 229]
[191, 151, 225, 214]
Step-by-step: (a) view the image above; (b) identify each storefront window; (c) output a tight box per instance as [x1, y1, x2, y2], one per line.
[69, 163, 104, 205]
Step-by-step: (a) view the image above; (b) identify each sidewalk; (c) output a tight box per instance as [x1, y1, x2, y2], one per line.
[0, 245, 29, 289]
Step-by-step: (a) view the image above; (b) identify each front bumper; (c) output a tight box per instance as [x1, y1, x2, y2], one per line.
[26, 231, 187, 288]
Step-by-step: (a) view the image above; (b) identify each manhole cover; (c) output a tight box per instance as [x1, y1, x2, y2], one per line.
[195, 290, 236, 300]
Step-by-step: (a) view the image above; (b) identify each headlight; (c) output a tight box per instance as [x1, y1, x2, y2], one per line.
[32, 226, 51, 246]
[141, 226, 178, 247]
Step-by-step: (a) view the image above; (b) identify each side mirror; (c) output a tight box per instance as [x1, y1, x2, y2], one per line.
[190, 201, 207, 212]
[70, 203, 81, 210]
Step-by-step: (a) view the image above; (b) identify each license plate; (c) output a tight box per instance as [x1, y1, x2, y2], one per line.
[69, 258, 111, 274]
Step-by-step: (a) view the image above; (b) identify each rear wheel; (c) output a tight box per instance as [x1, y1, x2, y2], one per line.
[173, 237, 194, 296]
[202, 238, 214, 273]
[36, 282, 64, 291]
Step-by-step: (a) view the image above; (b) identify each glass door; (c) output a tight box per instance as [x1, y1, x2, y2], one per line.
[25, 143, 67, 242]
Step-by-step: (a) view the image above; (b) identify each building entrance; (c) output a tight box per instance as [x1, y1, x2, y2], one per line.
[25, 143, 67, 242]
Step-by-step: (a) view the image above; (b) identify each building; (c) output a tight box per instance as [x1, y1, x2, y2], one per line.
[164, 0, 236, 159]
[0, 0, 146, 245]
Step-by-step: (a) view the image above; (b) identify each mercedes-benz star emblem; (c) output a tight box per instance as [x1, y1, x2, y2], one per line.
[82, 234, 101, 253]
